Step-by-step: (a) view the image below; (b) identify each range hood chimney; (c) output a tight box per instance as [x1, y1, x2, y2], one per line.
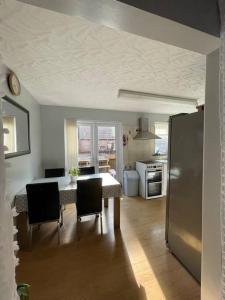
[134, 118, 161, 140]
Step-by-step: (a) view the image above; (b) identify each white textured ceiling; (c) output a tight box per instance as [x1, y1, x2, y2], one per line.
[0, 0, 206, 114]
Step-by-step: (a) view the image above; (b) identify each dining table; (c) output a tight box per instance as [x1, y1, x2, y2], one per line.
[15, 173, 121, 248]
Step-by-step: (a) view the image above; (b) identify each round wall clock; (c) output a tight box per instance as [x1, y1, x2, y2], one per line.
[8, 72, 21, 96]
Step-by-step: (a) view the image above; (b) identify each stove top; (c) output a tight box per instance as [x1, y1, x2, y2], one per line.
[136, 160, 163, 172]
[137, 160, 157, 164]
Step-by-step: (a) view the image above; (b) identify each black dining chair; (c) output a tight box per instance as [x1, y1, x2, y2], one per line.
[76, 177, 103, 234]
[45, 168, 65, 178]
[26, 182, 63, 248]
[79, 166, 95, 175]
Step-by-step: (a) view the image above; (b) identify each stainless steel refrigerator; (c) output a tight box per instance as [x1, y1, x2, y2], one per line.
[166, 111, 203, 282]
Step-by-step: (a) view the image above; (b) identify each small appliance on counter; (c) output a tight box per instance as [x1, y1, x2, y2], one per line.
[136, 161, 164, 199]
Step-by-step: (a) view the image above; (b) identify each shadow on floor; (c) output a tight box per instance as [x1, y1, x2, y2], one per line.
[17, 197, 200, 300]
[17, 206, 148, 300]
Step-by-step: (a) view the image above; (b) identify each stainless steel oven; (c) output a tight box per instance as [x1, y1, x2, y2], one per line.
[136, 161, 164, 199]
[146, 166, 163, 199]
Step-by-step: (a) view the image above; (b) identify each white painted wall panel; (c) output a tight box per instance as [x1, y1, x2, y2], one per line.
[201, 49, 221, 300]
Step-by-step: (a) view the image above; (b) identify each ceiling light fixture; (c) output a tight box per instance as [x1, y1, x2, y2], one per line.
[118, 89, 198, 106]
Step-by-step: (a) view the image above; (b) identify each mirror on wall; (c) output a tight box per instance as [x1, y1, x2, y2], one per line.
[2, 96, 30, 159]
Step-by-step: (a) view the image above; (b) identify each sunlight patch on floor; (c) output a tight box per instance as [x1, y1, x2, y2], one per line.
[122, 229, 167, 300]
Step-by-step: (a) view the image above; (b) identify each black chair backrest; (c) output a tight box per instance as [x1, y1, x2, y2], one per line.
[26, 182, 60, 224]
[45, 168, 65, 178]
[76, 178, 102, 217]
[79, 166, 95, 176]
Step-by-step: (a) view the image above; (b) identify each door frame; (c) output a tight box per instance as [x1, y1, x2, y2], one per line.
[77, 120, 123, 183]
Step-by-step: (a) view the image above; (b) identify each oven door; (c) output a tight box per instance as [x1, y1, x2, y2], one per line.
[147, 181, 162, 198]
[146, 170, 162, 182]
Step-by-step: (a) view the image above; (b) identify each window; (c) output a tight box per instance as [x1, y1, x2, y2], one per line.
[98, 126, 116, 157]
[78, 124, 93, 166]
[77, 122, 118, 174]
[154, 122, 168, 155]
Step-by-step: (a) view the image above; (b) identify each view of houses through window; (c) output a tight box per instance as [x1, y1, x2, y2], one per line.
[78, 125, 92, 166]
[78, 123, 117, 175]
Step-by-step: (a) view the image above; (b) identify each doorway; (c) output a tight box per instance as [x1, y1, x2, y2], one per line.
[77, 121, 123, 182]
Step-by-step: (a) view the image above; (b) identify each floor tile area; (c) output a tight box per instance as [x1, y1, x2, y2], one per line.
[16, 197, 200, 300]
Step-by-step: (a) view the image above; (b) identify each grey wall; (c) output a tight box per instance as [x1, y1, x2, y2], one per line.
[201, 50, 221, 299]
[118, 0, 220, 37]
[0, 64, 42, 204]
[40, 105, 169, 170]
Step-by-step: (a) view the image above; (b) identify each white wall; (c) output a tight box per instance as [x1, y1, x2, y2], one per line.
[0, 64, 42, 203]
[40, 105, 169, 170]
[201, 50, 221, 299]
[19, 0, 220, 55]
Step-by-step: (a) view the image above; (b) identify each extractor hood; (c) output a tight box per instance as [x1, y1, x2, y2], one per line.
[134, 118, 161, 140]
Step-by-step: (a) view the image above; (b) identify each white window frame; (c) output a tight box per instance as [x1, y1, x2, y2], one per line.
[154, 122, 169, 156]
[77, 120, 123, 183]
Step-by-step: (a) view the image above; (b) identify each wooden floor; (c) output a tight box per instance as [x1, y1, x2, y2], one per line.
[16, 196, 200, 300]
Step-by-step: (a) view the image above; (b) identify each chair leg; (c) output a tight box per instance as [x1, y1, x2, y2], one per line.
[100, 213, 103, 235]
[76, 218, 80, 241]
[29, 225, 33, 250]
[60, 209, 64, 227]
[57, 221, 61, 245]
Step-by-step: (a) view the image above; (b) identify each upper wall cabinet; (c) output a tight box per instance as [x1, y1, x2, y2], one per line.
[2, 96, 31, 159]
